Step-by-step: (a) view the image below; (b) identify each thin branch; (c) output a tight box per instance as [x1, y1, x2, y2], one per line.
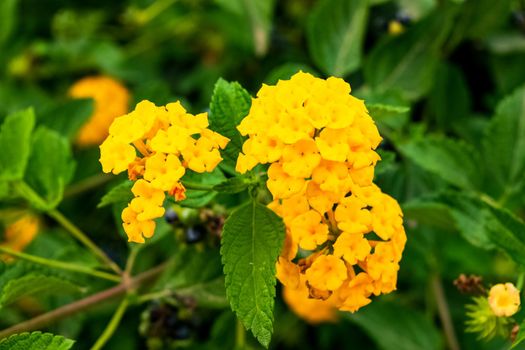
[0, 246, 121, 283]
[48, 209, 123, 275]
[90, 297, 130, 350]
[63, 174, 112, 198]
[0, 263, 167, 339]
[431, 274, 460, 350]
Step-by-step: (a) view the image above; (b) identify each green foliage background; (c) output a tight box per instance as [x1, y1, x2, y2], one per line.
[1, 0, 525, 349]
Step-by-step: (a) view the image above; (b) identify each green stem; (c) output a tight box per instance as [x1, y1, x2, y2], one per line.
[90, 297, 129, 350]
[517, 272, 525, 290]
[125, 246, 140, 275]
[181, 181, 215, 191]
[431, 274, 460, 350]
[47, 209, 123, 275]
[136, 290, 173, 304]
[236, 319, 246, 348]
[0, 246, 121, 283]
[64, 174, 112, 198]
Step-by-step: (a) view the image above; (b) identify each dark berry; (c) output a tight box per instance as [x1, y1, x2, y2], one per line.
[164, 208, 179, 224]
[396, 11, 411, 25]
[185, 225, 207, 244]
[170, 321, 193, 340]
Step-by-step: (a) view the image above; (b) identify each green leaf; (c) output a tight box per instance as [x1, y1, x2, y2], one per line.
[456, 0, 511, 40]
[97, 180, 133, 208]
[180, 168, 226, 208]
[23, 127, 76, 210]
[427, 63, 471, 130]
[398, 136, 481, 190]
[402, 199, 455, 231]
[213, 177, 251, 194]
[220, 200, 285, 348]
[366, 102, 410, 132]
[0, 273, 84, 308]
[364, 9, 452, 100]
[307, 0, 368, 77]
[0, 108, 35, 181]
[38, 98, 94, 141]
[0, 0, 18, 47]
[482, 85, 525, 201]
[264, 63, 317, 85]
[177, 277, 228, 309]
[0, 331, 75, 350]
[209, 78, 251, 174]
[348, 301, 442, 350]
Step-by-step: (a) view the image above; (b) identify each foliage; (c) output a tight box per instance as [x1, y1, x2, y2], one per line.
[0, 0, 524, 349]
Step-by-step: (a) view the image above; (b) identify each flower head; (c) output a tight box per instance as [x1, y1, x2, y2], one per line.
[1, 213, 39, 259]
[236, 72, 406, 314]
[100, 100, 229, 243]
[488, 283, 520, 317]
[69, 76, 130, 146]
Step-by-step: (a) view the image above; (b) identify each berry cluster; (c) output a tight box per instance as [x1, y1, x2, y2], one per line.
[99, 101, 229, 243]
[236, 72, 406, 317]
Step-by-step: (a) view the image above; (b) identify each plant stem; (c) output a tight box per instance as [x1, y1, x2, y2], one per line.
[0, 246, 121, 283]
[236, 319, 246, 348]
[63, 174, 113, 198]
[517, 272, 525, 290]
[136, 290, 173, 304]
[0, 263, 167, 339]
[47, 209, 123, 275]
[431, 274, 460, 350]
[181, 181, 215, 191]
[90, 297, 129, 350]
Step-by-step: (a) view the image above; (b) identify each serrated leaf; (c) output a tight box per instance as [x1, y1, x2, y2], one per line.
[348, 301, 442, 350]
[364, 9, 452, 100]
[38, 98, 94, 141]
[307, 0, 368, 77]
[209, 79, 251, 174]
[213, 177, 250, 194]
[0, 331, 75, 350]
[482, 85, 525, 201]
[0, 273, 84, 308]
[23, 127, 75, 210]
[0, 108, 35, 181]
[398, 136, 480, 190]
[221, 201, 285, 348]
[97, 180, 133, 208]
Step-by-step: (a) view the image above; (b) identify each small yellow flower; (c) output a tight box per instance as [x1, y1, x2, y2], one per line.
[305, 255, 347, 291]
[99, 100, 229, 243]
[488, 283, 520, 317]
[69, 76, 130, 146]
[283, 276, 338, 324]
[1, 214, 39, 254]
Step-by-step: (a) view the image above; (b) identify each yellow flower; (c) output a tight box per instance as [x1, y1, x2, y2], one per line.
[235, 72, 406, 314]
[488, 283, 520, 317]
[1, 214, 39, 254]
[99, 100, 229, 243]
[305, 255, 347, 291]
[69, 76, 130, 146]
[283, 276, 338, 324]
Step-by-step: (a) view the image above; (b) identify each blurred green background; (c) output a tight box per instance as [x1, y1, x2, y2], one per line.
[1, 0, 525, 349]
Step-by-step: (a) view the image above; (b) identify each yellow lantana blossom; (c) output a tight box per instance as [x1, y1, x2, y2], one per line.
[236, 72, 406, 317]
[99, 100, 229, 243]
[69, 76, 130, 146]
[488, 283, 520, 317]
[1, 214, 39, 258]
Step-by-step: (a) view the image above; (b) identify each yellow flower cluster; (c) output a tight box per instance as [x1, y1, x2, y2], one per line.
[69, 76, 130, 146]
[99, 100, 229, 243]
[1, 214, 39, 257]
[488, 283, 520, 317]
[236, 72, 406, 315]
